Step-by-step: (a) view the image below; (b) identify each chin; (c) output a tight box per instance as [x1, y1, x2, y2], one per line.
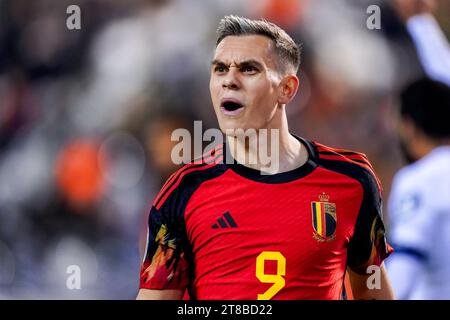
[217, 118, 238, 131]
[219, 120, 251, 135]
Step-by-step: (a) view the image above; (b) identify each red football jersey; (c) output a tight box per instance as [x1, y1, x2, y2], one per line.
[140, 136, 393, 299]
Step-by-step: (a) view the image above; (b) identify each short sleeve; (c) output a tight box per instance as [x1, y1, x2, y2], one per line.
[347, 169, 393, 274]
[139, 202, 190, 290]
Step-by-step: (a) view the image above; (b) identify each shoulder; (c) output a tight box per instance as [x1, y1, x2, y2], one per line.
[398, 147, 450, 185]
[309, 140, 382, 194]
[152, 144, 226, 210]
[390, 163, 418, 194]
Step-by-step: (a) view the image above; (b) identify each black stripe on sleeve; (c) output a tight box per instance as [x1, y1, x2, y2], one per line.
[316, 158, 391, 274]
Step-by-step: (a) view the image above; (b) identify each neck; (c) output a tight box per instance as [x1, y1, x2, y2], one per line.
[226, 109, 308, 174]
[416, 139, 450, 159]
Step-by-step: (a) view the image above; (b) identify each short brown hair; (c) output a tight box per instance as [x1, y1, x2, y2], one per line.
[216, 15, 301, 74]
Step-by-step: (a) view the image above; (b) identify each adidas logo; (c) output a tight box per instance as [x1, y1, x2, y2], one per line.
[212, 211, 237, 229]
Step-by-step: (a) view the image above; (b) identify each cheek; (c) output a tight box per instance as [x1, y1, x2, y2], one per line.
[254, 75, 278, 92]
[209, 78, 220, 102]
[251, 82, 279, 106]
[209, 78, 214, 94]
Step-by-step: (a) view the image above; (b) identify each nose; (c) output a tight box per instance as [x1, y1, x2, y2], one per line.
[222, 67, 240, 90]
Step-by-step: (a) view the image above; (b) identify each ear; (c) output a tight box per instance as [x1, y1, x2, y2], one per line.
[277, 74, 300, 105]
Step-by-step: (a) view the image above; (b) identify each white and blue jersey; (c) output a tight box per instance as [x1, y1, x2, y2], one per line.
[387, 146, 450, 299]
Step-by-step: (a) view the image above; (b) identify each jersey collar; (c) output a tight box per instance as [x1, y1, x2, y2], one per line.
[225, 134, 318, 184]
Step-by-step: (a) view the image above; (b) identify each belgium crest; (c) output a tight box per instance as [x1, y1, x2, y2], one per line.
[311, 193, 336, 242]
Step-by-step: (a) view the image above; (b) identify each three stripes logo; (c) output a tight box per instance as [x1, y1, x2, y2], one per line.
[212, 211, 238, 229]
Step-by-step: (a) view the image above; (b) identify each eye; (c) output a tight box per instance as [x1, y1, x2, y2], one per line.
[242, 66, 258, 74]
[214, 65, 227, 73]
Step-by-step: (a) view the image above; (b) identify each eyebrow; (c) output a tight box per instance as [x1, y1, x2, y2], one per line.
[211, 59, 264, 70]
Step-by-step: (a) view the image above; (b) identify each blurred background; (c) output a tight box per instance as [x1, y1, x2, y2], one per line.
[0, 0, 449, 299]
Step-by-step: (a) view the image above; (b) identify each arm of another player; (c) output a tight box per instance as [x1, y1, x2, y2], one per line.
[393, 0, 450, 86]
[348, 263, 395, 300]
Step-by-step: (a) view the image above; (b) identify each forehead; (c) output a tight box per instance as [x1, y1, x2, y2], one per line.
[214, 35, 276, 66]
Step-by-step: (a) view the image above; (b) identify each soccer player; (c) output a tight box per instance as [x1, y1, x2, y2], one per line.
[387, 78, 450, 299]
[137, 16, 394, 300]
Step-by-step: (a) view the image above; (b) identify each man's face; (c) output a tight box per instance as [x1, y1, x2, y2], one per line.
[209, 35, 284, 133]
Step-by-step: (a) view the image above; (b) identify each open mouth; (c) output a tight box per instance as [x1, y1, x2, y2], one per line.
[221, 100, 244, 116]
